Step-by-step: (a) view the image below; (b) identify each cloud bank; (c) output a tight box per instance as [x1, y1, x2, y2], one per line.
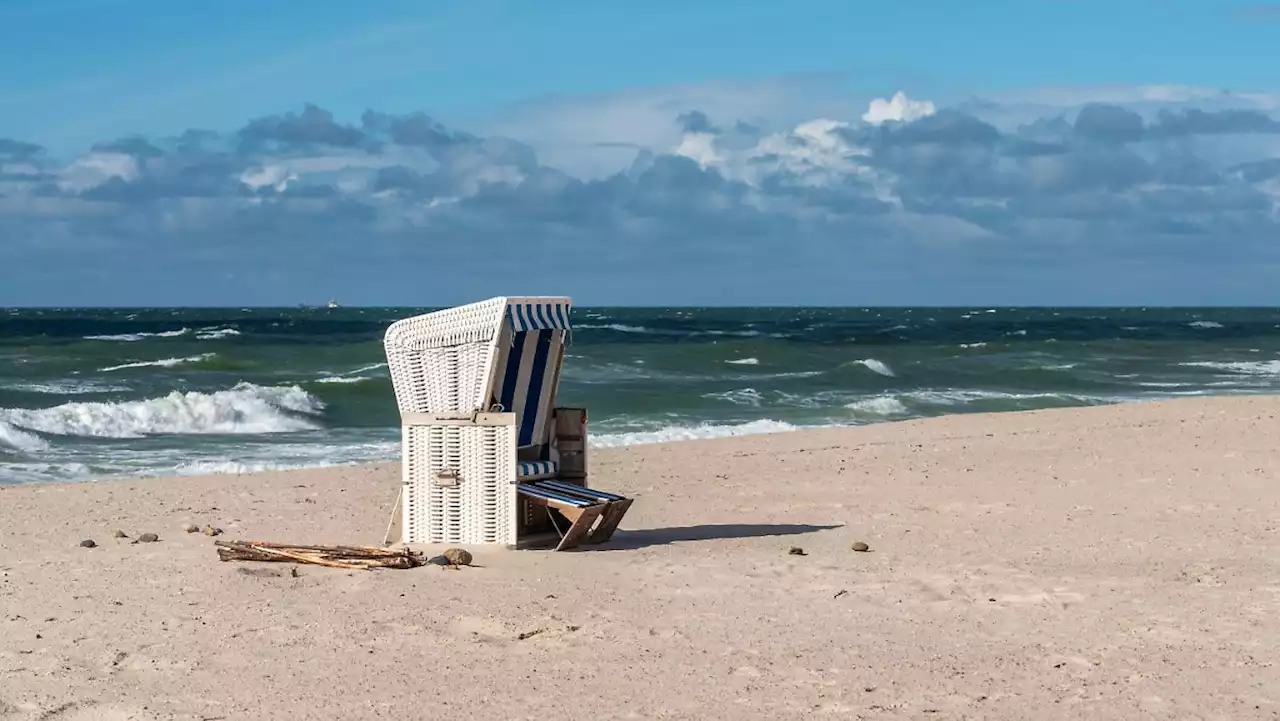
[3, 85, 1279, 305]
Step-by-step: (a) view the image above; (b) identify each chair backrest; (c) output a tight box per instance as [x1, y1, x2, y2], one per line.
[385, 297, 572, 449]
[490, 324, 565, 449]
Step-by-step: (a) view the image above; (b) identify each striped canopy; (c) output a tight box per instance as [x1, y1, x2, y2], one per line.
[506, 299, 572, 332]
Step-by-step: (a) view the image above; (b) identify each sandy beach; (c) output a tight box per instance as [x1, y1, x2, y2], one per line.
[3, 395, 1280, 720]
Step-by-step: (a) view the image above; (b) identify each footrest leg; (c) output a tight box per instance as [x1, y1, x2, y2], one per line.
[554, 505, 604, 551]
[588, 498, 634, 544]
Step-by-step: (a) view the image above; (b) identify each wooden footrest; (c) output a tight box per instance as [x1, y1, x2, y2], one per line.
[516, 480, 634, 550]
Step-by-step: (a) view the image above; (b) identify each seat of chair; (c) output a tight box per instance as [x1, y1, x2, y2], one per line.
[517, 459, 558, 481]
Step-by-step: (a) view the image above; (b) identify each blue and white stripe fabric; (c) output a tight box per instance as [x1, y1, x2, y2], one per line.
[492, 327, 563, 448]
[506, 301, 571, 332]
[490, 299, 572, 455]
[517, 460, 557, 480]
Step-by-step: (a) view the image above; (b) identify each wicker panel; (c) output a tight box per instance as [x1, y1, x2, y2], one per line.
[402, 420, 516, 545]
[402, 424, 464, 543]
[462, 424, 517, 545]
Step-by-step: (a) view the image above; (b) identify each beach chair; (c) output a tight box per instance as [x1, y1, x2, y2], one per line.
[382, 297, 633, 551]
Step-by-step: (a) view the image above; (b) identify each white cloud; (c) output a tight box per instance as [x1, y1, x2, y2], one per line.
[672, 131, 721, 168]
[239, 164, 296, 192]
[862, 91, 937, 125]
[6, 83, 1280, 305]
[478, 74, 870, 178]
[57, 152, 139, 191]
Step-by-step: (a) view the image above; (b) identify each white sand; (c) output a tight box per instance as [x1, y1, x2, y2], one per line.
[2, 396, 1280, 720]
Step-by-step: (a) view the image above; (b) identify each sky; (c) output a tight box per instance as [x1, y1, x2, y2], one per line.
[2, 0, 1279, 305]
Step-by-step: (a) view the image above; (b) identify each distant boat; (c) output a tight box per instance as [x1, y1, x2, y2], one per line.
[326, 299, 341, 309]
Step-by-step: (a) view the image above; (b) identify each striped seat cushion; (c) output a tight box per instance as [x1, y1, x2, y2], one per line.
[517, 460, 558, 480]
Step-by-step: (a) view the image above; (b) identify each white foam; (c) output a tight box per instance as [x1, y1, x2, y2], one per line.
[99, 353, 214, 372]
[851, 358, 896, 377]
[1180, 360, 1280, 376]
[725, 357, 760, 365]
[0, 382, 323, 439]
[959, 342, 987, 349]
[703, 388, 764, 407]
[1188, 321, 1224, 329]
[195, 327, 241, 340]
[844, 396, 909, 416]
[577, 323, 653, 333]
[1, 380, 131, 395]
[905, 389, 1109, 406]
[591, 419, 800, 448]
[84, 328, 191, 342]
[346, 363, 388, 374]
[314, 362, 389, 384]
[171, 459, 344, 475]
[0, 419, 48, 452]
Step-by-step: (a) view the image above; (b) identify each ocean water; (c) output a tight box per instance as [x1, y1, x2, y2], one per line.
[1, 307, 1278, 485]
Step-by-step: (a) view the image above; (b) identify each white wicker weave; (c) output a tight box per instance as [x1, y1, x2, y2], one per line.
[384, 297, 573, 546]
[400, 414, 518, 545]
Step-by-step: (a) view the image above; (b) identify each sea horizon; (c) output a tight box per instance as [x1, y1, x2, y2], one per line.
[3, 305, 1278, 485]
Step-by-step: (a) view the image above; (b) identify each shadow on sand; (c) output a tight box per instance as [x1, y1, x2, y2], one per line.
[597, 523, 841, 551]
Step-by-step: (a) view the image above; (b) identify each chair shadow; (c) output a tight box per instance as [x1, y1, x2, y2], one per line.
[596, 523, 842, 551]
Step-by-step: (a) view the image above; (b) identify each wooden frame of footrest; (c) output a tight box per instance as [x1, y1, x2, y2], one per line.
[527, 480, 634, 545]
[515, 483, 605, 551]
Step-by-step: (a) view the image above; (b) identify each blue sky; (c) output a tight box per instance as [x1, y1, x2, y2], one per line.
[2, 0, 1279, 305]
[4, 0, 1276, 152]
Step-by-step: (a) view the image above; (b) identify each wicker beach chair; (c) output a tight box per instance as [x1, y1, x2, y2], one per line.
[382, 297, 633, 551]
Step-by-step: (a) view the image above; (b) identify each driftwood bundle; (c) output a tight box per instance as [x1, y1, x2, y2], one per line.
[215, 540, 426, 570]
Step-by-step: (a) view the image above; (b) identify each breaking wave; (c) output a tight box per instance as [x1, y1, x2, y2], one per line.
[99, 353, 215, 372]
[0, 382, 324, 439]
[1180, 360, 1280, 376]
[848, 358, 896, 377]
[84, 328, 190, 342]
[0, 380, 131, 395]
[845, 396, 909, 416]
[195, 327, 241, 340]
[315, 376, 373, 384]
[592, 419, 801, 447]
[0, 419, 49, 453]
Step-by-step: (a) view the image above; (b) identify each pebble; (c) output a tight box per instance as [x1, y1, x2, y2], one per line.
[202, 525, 223, 537]
[442, 548, 473, 566]
[79, 539, 96, 548]
[112, 530, 128, 539]
[788, 546, 806, 556]
[852, 541, 871, 553]
[136, 533, 159, 543]
[183, 524, 200, 533]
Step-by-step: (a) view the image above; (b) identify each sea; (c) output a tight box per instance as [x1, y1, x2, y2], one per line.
[2, 307, 1278, 485]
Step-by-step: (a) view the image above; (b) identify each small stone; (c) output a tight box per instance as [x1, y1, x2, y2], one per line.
[202, 525, 222, 537]
[183, 524, 199, 533]
[788, 546, 806, 556]
[137, 533, 159, 543]
[442, 548, 473, 566]
[112, 530, 128, 539]
[852, 541, 871, 553]
[79, 539, 97, 548]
